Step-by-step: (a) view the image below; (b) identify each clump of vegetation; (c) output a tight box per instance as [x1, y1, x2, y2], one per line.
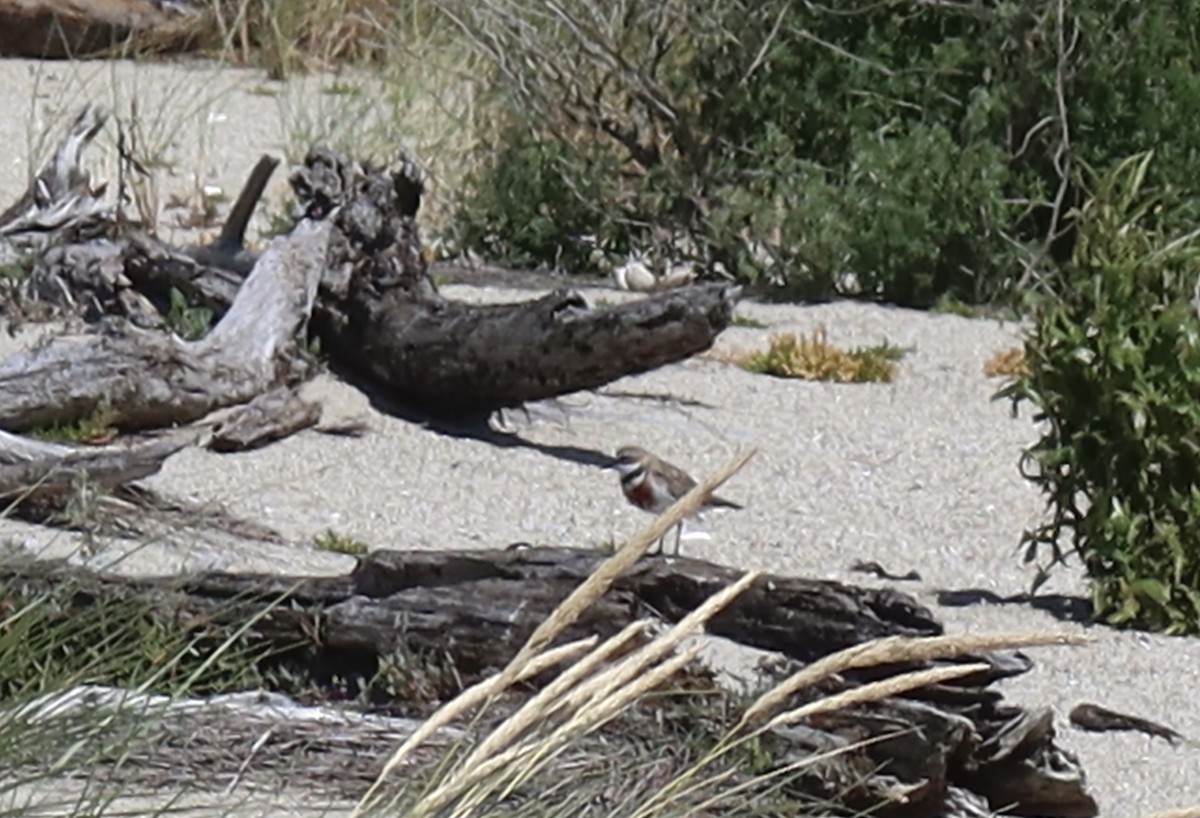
[164, 286, 214, 341]
[729, 326, 906, 384]
[731, 313, 768, 329]
[30, 406, 119, 445]
[1001, 152, 1200, 634]
[443, 0, 1200, 308]
[179, 0, 427, 78]
[0, 578, 279, 811]
[315, 528, 370, 555]
[984, 347, 1029, 379]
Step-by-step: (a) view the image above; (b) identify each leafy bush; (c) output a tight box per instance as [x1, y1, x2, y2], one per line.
[442, 0, 1200, 308]
[450, 128, 630, 272]
[1001, 152, 1200, 634]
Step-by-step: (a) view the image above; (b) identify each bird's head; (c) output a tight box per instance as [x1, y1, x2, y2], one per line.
[612, 445, 650, 477]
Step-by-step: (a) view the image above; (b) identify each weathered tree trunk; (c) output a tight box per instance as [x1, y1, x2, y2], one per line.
[3, 112, 738, 432]
[0, 547, 1097, 818]
[290, 147, 740, 413]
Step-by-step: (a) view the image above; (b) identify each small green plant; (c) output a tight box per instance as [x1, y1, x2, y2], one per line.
[727, 326, 907, 383]
[594, 537, 618, 555]
[315, 528, 370, 555]
[322, 81, 365, 97]
[165, 287, 214, 340]
[368, 646, 465, 712]
[30, 406, 119, 444]
[1001, 152, 1200, 634]
[731, 313, 768, 329]
[933, 295, 986, 318]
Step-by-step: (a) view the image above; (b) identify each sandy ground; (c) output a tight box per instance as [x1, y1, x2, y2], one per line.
[1, 56, 1199, 818]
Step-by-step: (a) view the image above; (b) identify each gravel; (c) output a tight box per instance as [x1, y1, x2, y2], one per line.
[0, 56, 1197, 818]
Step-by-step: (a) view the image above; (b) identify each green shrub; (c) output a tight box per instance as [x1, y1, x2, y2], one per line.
[451, 127, 631, 273]
[1001, 152, 1200, 634]
[443, 0, 1200, 308]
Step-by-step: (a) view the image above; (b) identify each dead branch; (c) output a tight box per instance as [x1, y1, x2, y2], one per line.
[0, 429, 194, 498]
[0, 217, 330, 432]
[0, 547, 1098, 818]
[0, 106, 111, 267]
[291, 147, 737, 413]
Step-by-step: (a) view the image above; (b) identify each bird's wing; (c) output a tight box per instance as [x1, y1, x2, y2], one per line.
[657, 458, 698, 495]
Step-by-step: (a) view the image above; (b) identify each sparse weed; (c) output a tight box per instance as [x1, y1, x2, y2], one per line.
[315, 528, 370, 555]
[724, 326, 907, 383]
[29, 406, 120, 445]
[731, 313, 768, 329]
[165, 287, 215, 341]
[984, 347, 1028, 379]
[595, 537, 618, 555]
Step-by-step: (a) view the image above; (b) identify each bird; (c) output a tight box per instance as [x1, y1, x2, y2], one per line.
[611, 444, 743, 555]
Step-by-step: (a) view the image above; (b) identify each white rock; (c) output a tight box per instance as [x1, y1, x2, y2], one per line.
[612, 254, 658, 292]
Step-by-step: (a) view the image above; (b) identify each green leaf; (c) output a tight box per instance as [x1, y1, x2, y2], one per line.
[1130, 578, 1172, 606]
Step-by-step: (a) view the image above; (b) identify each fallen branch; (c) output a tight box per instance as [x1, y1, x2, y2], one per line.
[0, 106, 110, 267]
[0, 547, 1097, 818]
[292, 146, 739, 413]
[0, 430, 194, 498]
[0, 218, 330, 432]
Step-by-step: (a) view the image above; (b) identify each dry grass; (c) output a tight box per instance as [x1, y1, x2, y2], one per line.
[716, 325, 907, 383]
[740, 630, 1092, 730]
[354, 448, 758, 814]
[984, 345, 1029, 378]
[14, 1, 493, 247]
[180, 0, 441, 77]
[343, 447, 1093, 818]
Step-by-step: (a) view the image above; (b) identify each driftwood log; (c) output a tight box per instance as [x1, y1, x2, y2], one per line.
[287, 147, 740, 413]
[0, 429, 193, 498]
[0, 0, 202, 59]
[0, 547, 1097, 818]
[0, 106, 737, 446]
[0, 213, 329, 432]
[0, 107, 111, 264]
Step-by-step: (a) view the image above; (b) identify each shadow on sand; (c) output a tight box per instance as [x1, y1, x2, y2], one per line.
[935, 587, 1093, 625]
[336, 364, 615, 471]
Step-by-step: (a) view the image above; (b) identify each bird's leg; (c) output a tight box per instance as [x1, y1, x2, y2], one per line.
[673, 522, 683, 556]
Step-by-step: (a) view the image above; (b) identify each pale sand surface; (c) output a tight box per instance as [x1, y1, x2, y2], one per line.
[1, 57, 1199, 817]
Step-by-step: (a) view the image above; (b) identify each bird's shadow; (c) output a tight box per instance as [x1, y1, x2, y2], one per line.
[935, 587, 1093, 625]
[336, 364, 614, 470]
